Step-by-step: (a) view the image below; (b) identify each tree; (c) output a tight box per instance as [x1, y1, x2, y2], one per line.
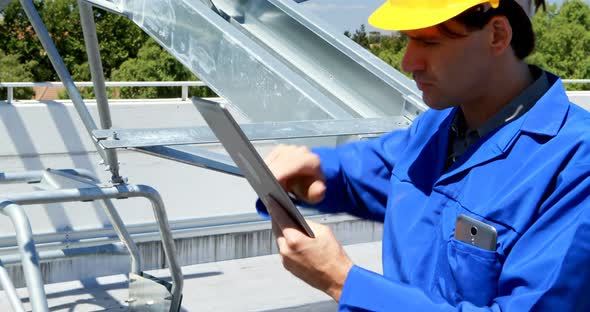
[0, 49, 34, 100]
[345, 24, 408, 74]
[370, 33, 408, 74]
[345, 1, 590, 85]
[110, 39, 214, 99]
[0, 0, 148, 82]
[349, 24, 370, 49]
[527, 0, 590, 90]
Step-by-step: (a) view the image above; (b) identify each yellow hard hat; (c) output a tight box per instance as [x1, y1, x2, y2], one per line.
[368, 0, 501, 31]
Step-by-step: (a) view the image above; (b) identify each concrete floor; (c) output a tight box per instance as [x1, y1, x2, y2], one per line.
[0, 241, 382, 311]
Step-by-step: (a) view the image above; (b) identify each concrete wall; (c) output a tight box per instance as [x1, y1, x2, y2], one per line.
[568, 91, 590, 111]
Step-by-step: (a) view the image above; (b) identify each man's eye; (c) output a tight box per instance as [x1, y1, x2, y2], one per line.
[422, 40, 439, 46]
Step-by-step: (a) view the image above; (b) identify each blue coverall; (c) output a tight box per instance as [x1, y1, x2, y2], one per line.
[263, 72, 590, 311]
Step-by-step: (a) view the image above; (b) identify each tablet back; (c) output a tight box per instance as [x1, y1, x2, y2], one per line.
[193, 97, 315, 237]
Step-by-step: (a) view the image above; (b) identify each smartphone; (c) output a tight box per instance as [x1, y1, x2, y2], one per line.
[454, 214, 497, 251]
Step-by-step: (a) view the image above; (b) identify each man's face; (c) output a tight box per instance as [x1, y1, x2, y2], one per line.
[401, 21, 494, 110]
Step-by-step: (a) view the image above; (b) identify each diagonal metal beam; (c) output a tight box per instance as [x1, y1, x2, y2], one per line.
[134, 145, 242, 176]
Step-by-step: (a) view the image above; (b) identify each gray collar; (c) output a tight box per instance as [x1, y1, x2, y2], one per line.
[447, 65, 550, 168]
[451, 65, 549, 140]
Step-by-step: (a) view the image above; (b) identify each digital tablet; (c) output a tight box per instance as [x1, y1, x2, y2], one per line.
[193, 97, 315, 237]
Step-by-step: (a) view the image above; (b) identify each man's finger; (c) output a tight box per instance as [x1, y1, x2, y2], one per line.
[264, 144, 287, 165]
[291, 177, 326, 204]
[267, 147, 322, 181]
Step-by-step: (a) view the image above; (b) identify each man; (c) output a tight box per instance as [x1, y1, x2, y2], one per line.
[261, 0, 590, 310]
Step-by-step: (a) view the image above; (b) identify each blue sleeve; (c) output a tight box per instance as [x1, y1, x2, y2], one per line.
[255, 122, 416, 221]
[339, 163, 590, 311]
[309, 126, 413, 221]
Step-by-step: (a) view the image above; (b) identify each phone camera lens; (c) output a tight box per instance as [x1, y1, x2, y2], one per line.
[470, 226, 478, 236]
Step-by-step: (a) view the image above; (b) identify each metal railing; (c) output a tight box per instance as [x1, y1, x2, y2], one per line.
[2, 79, 588, 105]
[0, 81, 208, 104]
[562, 79, 590, 84]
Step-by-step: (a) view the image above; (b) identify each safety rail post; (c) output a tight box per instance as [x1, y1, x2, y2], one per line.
[131, 184, 183, 311]
[0, 200, 49, 312]
[7, 87, 13, 104]
[0, 261, 25, 312]
[182, 85, 189, 101]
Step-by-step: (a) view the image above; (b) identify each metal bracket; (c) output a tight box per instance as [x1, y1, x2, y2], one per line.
[129, 272, 183, 312]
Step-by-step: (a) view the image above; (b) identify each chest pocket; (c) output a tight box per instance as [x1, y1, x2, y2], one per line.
[446, 238, 502, 306]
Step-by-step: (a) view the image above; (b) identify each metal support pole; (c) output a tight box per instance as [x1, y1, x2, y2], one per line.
[101, 199, 141, 274]
[0, 201, 49, 312]
[7, 87, 13, 104]
[0, 261, 26, 312]
[181, 86, 188, 101]
[18, 0, 109, 165]
[78, 0, 123, 183]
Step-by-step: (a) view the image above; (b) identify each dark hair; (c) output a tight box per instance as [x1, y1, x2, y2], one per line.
[437, 0, 540, 59]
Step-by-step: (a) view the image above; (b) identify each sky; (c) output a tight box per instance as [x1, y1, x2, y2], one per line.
[299, 0, 382, 33]
[299, 0, 587, 33]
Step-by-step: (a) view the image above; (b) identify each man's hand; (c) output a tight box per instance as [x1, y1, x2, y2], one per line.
[269, 198, 353, 302]
[265, 145, 326, 204]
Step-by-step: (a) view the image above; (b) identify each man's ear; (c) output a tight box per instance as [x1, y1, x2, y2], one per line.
[488, 16, 513, 56]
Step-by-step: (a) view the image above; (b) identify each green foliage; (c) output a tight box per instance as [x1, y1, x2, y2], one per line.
[344, 1, 590, 88]
[345, 25, 408, 74]
[0, 0, 212, 100]
[347, 24, 370, 49]
[111, 39, 214, 99]
[0, 0, 148, 82]
[527, 0, 590, 90]
[371, 34, 408, 74]
[0, 49, 34, 100]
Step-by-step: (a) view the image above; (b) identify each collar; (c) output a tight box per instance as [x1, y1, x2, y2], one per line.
[450, 65, 550, 140]
[437, 70, 571, 182]
[519, 71, 570, 137]
[482, 71, 570, 154]
[477, 66, 549, 137]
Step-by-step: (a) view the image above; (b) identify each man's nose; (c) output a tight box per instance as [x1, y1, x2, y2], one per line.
[401, 41, 426, 74]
